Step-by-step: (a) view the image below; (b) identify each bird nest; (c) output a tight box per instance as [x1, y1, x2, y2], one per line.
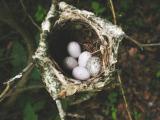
[33, 2, 125, 100]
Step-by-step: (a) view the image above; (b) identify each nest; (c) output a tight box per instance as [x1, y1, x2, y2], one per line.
[33, 2, 125, 100]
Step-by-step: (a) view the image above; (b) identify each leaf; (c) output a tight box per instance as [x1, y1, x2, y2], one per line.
[91, 1, 105, 15]
[133, 110, 141, 120]
[23, 102, 38, 120]
[156, 70, 160, 78]
[33, 100, 46, 112]
[111, 106, 117, 120]
[108, 92, 118, 104]
[91, 1, 100, 11]
[34, 5, 46, 22]
[30, 68, 41, 81]
[11, 41, 27, 73]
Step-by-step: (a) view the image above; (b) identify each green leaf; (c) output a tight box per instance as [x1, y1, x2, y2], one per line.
[108, 92, 118, 104]
[111, 106, 117, 120]
[34, 5, 46, 22]
[33, 100, 46, 112]
[91, 1, 106, 15]
[156, 70, 160, 78]
[30, 68, 41, 81]
[91, 1, 100, 11]
[133, 110, 141, 120]
[11, 41, 27, 73]
[23, 102, 38, 120]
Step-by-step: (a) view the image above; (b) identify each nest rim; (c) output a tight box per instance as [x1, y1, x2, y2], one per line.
[48, 18, 110, 84]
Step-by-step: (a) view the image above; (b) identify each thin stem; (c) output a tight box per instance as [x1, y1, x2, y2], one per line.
[3, 62, 34, 84]
[55, 99, 66, 120]
[125, 34, 160, 48]
[67, 113, 85, 119]
[108, 0, 117, 24]
[0, 83, 10, 102]
[117, 73, 133, 120]
[20, 0, 41, 31]
[1, 62, 34, 103]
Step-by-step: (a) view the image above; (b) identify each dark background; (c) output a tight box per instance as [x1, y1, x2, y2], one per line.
[0, 0, 160, 120]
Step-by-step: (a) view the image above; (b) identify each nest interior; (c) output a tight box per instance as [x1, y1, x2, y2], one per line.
[48, 20, 103, 78]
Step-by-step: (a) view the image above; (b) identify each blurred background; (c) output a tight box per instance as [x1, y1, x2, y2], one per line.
[0, 0, 160, 120]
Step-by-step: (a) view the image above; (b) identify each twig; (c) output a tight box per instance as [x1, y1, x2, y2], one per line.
[0, 85, 43, 102]
[7, 85, 44, 97]
[67, 113, 85, 119]
[3, 62, 34, 84]
[4, 62, 34, 107]
[125, 34, 160, 48]
[0, 83, 10, 102]
[71, 93, 95, 105]
[55, 99, 66, 120]
[0, 63, 34, 103]
[117, 72, 133, 120]
[20, 0, 41, 31]
[108, 0, 117, 24]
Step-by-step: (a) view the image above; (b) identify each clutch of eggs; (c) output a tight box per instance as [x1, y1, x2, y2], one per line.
[64, 41, 101, 81]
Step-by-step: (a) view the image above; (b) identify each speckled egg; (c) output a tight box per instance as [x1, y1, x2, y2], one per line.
[78, 51, 92, 67]
[63, 57, 78, 70]
[67, 41, 81, 58]
[72, 66, 90, 80]
[86, 56, 101, 76]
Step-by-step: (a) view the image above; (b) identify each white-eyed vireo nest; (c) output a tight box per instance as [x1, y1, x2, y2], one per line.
[33, 2, 125, 100]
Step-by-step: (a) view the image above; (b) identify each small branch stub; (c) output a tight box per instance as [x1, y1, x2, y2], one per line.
[33, 1, 125, 100]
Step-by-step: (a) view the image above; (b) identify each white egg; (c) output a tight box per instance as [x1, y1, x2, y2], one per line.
[86, 57, 101, 76]
[72, 66, 90, 80]
[78, 51, 92, 67]
[67, 41, 81, 58]
[64, 57, 78, 70]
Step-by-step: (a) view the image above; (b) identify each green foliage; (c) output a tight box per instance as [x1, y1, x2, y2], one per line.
[23, 102, 38, 120]
[111, 106, 117, 120]
[133, 110, 141, 120]
[118, 0, 133, 18]
[34, 5, 46, 22]
[108, 92, 118, 105]
[104, 92, 118, 118]
[91, 1, 106, 15]
[30, 68, 41, 81]
[11, 41, 27, 74]
[156, 70, 160, 78]
[35, 33, 40, 47]
[32, 100, 46, 112]
[23, 100, 46, 120]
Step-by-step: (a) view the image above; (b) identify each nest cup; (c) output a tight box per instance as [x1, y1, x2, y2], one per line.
[48, 20, 108, 80]
[33, 2, 124, 99]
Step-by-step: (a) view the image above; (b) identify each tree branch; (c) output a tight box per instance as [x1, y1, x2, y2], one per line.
[55, 99, 66, 120]
[125, 34, 160, 48]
